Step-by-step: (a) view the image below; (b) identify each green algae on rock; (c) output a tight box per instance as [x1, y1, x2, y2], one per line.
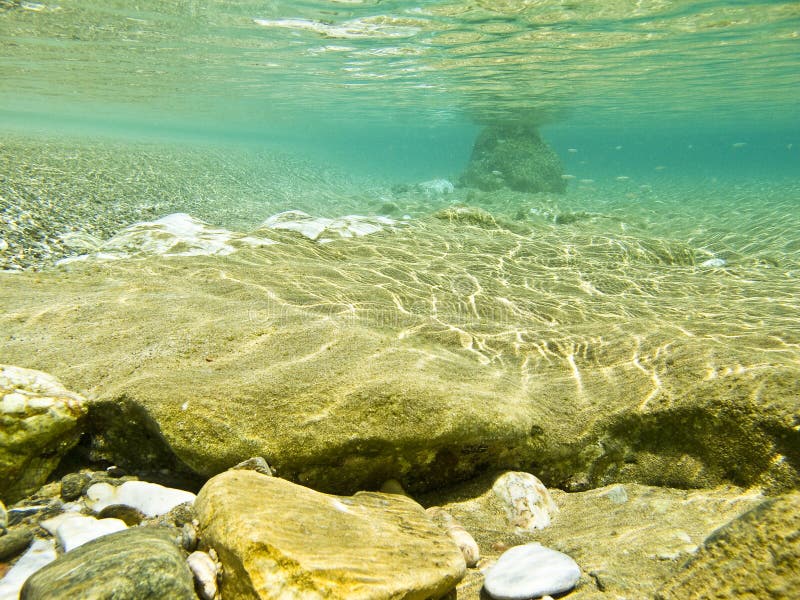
[20, 527, 196, 600]
[195, 470, 466, 600]
[0, 365, 88, 503]
[656, 492, 800, 600]
[459, 124, 566, 194]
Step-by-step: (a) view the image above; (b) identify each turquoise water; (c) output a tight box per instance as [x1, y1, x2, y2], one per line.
[1, 0, 798, 179]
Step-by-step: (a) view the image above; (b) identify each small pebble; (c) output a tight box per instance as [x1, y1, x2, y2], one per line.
[484, 543, 580, 600]
[180, 522, 198, 552]
[0, 527, 34, 561]
[97, 504, 145, 526]
[426, 507, 480, 567]
[187, 550, 220, 600]
[60, 472, 92, 501]
[231, 456, 273, 477]
[106, 465, 127, 478]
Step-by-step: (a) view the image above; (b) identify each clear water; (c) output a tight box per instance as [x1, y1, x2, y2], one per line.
[1, 0, 798, 175]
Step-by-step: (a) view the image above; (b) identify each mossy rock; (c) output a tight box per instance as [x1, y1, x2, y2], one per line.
[460, 124, 566, 194]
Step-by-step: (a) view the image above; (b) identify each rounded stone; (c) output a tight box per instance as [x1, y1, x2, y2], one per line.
[97, 504, 145, 526]
[0, 527, 33, 561]
[484, 543, 580, 600]
[60, 473, 91, 501]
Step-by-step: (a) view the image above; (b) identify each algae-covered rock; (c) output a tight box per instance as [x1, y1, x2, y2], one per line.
[195, 470, 466, 600]
[657, 493, 800, 600]
[0, 365, 87, 503]
[460, 124, 566, 194]
[21, 527, 196, 600]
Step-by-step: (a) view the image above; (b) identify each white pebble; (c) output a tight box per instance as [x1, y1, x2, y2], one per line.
[40, 513, 127, 552]
[700, 258, 726, 268]
[0, 538, 57, 599]
[86, 481, 195, 517]
[484, 543, 580, 600]
[187, 551, 220, 600]
[492, 471, 558, 532]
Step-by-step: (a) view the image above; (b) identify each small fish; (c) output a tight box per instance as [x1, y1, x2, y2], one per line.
[732, 142, 747, 148]
[615, 175, 629, 181]
[567, 148, 578, 153]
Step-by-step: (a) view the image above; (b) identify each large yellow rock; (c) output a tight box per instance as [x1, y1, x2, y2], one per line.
[0, 365, 87, 503]
[195, 470, 466, 599]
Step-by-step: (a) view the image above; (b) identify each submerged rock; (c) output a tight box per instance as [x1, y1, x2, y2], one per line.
[1, 217, 798, 496]
[20, 528, 196, 600]
[0, 365, 87, 503]
[418, 178, 455, 197]
[195, 469, 466, 599]
[483, 543, 580, 600]
[260, 210, 400, 242]
[657, 493, 800, 599]
[0, 526, 33, 561]
[460, 124, 566, 194]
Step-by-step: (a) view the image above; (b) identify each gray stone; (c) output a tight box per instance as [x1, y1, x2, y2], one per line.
[20, 527, 196, 600]
[0, 526, 33, 561]
[60, 472, 92, 501]
[483, 543, 580, 600]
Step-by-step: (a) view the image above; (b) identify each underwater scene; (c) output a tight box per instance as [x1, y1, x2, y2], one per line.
[1, 1, 799, 598]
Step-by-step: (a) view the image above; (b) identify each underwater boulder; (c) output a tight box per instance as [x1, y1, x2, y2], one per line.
[195, 469, 466, 600]
[460, 124, 566, 194]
